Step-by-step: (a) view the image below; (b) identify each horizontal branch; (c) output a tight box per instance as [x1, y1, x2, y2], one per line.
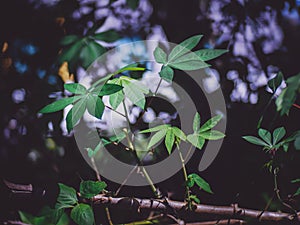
[92, 194, 300, 223]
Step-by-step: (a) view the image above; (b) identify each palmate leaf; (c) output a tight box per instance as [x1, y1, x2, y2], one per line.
[64, 83, 87, 95]
[194, 49, 228, 61]
[272, 127, 286, 145]
[168, 35, 203, 62]
[258, 128, 272, 145]
[66, 97, 87, 133]
[242, 136, 269, 147]
[39, 96, 82, 114]
[199, 115, 222, 132]
[108, 77, 149, 109]
[70, 203, 94, 225]
[154, 46, 167, 64]
[80, 180, 107, 198]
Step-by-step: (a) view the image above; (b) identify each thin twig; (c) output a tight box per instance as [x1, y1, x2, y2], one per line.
[91, 157, 113, 225]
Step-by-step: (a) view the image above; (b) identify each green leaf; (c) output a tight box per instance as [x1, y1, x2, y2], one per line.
[159, 65, 174, 82]
[115, 63, 146, 74]
[147, 129, 167, 149]
[294, 136, 300, 150]
[140, 124, 170, 133]
[172, 127, 186, 141]
[272, 127, 286, 145]
[291, 178, 300, 183]
[268, 72, 283, 93]
[194, 49, 228, 61]
[168, 52, 210, 71]
[80, 181, 107, 198]
[199, 115, 222, 132]
[126, 0, 140, 10]
[96, 83, 123, 96]
[80, 41, 106, 69]
[188, 173, 213, 194]
[56, 183, 78, 210]
[71, 203, 94, 225]
[276, 73, 300, 115]
[283, 143, 289, 152]
[187, 176, 195, 188]
[93, 30, 121, 42]
[66, 98, 87, 132]
[60, 35, 80, 46]
[190, 195, 200, 204]
[193, 113, 201, 133]
[294, 187, 300, 197]
[123, 81, 149, 109]
[109, 91, 124, 110]
[154, 46, 167, 64]
[58, 40, 83, 69]
[258, 128, 272, 145]
[242, 136, 269, 147]
[86, 95, 105, 119]
[38, 206, 65, 225]
[19, 213, 49, 225]
[199, 130, 225, 140]
[168, 35, 203, 62]
[110, 132, 126, 143]
[165, 129, 175, 154]
[187, 134, 205, 149]
[64, 83, 87, 95]
[39, 96, 82, 114]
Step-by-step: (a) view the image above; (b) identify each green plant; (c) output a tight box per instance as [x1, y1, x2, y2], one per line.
[33, 34, 227, 224]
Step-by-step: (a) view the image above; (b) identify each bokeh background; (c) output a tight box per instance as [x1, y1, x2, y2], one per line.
[1, 0, 300, 224]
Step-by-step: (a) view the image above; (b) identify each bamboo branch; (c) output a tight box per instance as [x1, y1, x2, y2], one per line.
[92, 194, 300, 222]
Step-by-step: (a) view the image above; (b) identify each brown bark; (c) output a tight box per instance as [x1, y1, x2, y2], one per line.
[93, 194, 300, 223]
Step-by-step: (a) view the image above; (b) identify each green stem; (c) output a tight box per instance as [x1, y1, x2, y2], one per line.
[122, 99, 132, 129]
[122, 113, 160, 198]
[177, 143, 192, 210]
[154, 78, 163, 95]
